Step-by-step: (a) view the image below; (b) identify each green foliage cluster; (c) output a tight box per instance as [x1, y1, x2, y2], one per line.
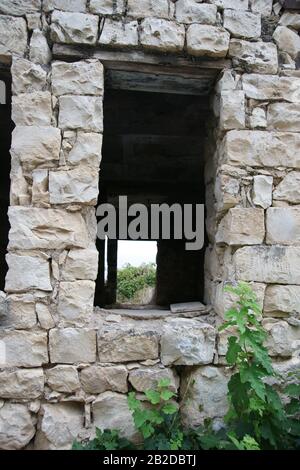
[73, 282, 300, 451]
[117, 262, 156, 302]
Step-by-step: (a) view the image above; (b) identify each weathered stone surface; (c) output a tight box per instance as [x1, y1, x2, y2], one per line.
[214, 173, 240, 213]
[11, 126, 61, 170]
[243, 74, 300, 102]
[267, 103, 300, 132]
[175, 1, 217, 25]
[222, 130, 300, 169]
[49, 328, 96, 363]
[273, 26, 300, 60]
[12, 58, 47, 95]
[234, 246, 300, 284]
[161, 319, 216, 366]
[34, 403, 84, 450]
[6, 254, 52, 292]
[186, 24, 230, 57]
[57, 281, 95, 327]
[29, 30, 52, 65]
[36, 303, 55, 329]
[0, 15, 27, 62]
[229, 40, 278, 74]
[250, 107, 267, 128]
[180, 366, 230, 427]
[264, 285, 300, 315]
[216, 208, 265, 246]
[8, 207, 90, 250]
[129, 366, 179, 392]
[140, 18, 185, 53]
[58, 95, 103, 132]
[98, 325, 159, 363]
[220, 90, 245, 130]
[266, 207, 300, 246]
[62, 249, 99, 281]
[0, 403, 36, 450]
[46, 365, 80, 393]
[263, 320, 298, 357]
[12, 92, 52, 126]
[67, 132, 102, 167]
[252, 175, 273, 209]
[127, 0, 173, 19]
[44, 0, 86, 12]
[32, 169, 49, 206]
[0, 0, 41, 16]
[214, 281, 266, 317]
[100, 19, 138, 48]
[26, 13, 41, 31]
[0, 369, 44, 399]
[93, 392, 137, 440]
[279, 12, 300, 30]
[273, 172, 300, 204]
[90, 0, 124, 15]
[224, 10, 261, 39]
[250, 0, 272, 15]
[1, 294, 37, 329]
[208, 0, 248, 8]
[52, 60, 103, 96]
[80, 365, 128, 394]
[51, 11, 98, 45]
[0, 330, 48, 367]
[49, 167, 99, 205]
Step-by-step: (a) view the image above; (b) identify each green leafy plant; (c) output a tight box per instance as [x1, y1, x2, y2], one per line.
[72, 429, 134, 450]
[117, 262, 156, 302]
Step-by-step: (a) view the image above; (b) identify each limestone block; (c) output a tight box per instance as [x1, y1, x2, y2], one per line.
[8, 207, 90, 250]
[0, 403, 36, 450]
[11, 126, 61, 171]
[36, 303, 55, 329]
[264, 285, 300, 315]
[175, 1, 217, 25]
[279, 12, 300, 31]
[0, 15, 27, 62]
[100, 19, 138, 48]
[0, 0, 41, 15]
[93, 392, 137, 441]
[140, 18, 185, 53]
[0, 369, 44, 399]
[214, 281, 266, 317]
[266, 207, 300, 245]
[46, 365, 80, 393]
[0, 330, 48, 367]
[1, 294, 37, 329]
[44, 0, 86, 12]
[57, 281, 95, 327]
[242, 74, 300, 102]
[224, 10, 261, 39]
[62, 249, 99, 281]
[252, 175, 273, 209]
[219, 90, 245, 130]
[51, 11, 98, 45]
[32, 169, 49, 206]
[49, 167, 99, 205]
[215, 70, 239, 94]
[250, 107, 267, 128]
[127, 0, 173, 19]
[216, 207, 265, 246]
[161, 318, 216, 366]
[267, 103, 300, 132]
[52, 60, 103, 96]
[26, 13, 41, 31]
[222, 130, 300, 169]
[229, 40, 278, 74]
[129, 366, 179, 393]
[80, 365, 128, 394]
[12, 58, 47, 94]
[214, 173, 240, 213]
[250, 0, 272, 15]
[273, 26, 300, 60]
[234, 246, 300, 284]
[90, 0, 124, 15]
[67, 132, 102, 167]
[34, 403, 84, 450]
[180, 366, 230, 427]
[263, 320, 298, 357]
[29, 30, 52, 65]
[98, 325, 159, 363]
[58, 95, 103, 132]
[12, 92, 52, 126]
[273, 172, 300, 204]
[207, 0, 248, 8]
[49, 328, 96, 363]
[6, 254, 52, 292]
[186, 24, 230, 57]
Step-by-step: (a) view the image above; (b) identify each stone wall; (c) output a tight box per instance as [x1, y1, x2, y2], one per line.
[0, 0, 299, 449]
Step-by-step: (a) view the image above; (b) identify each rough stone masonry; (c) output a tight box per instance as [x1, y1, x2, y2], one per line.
[0, 0, 299, 450]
